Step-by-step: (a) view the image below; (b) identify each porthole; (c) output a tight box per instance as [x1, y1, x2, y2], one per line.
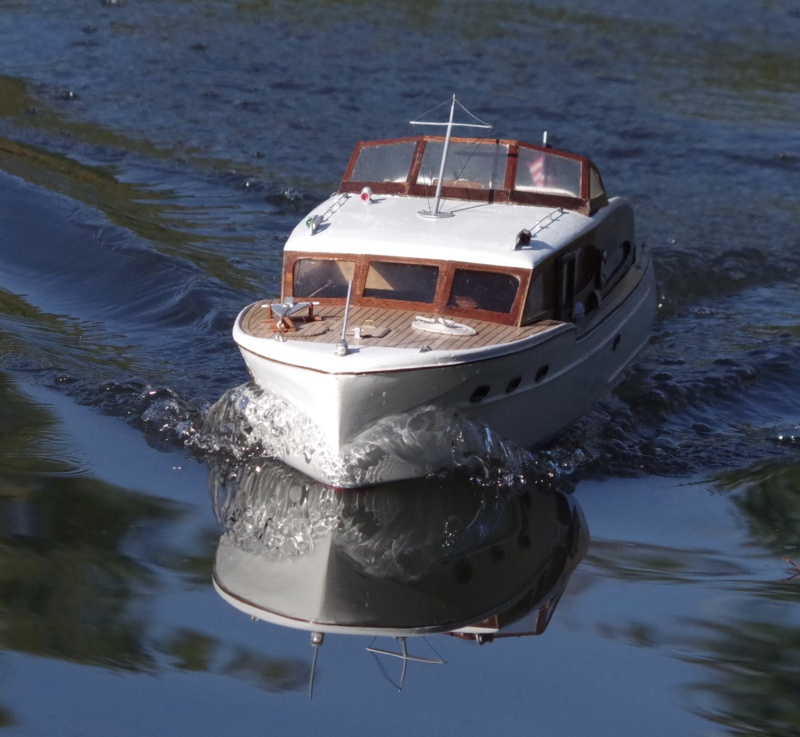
[470, 385, 490, 403]
[505, 376, 522, 393]
[454, 560, 473, 584]
[535, 364, 549, 382]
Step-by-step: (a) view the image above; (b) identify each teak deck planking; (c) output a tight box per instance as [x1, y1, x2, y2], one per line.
[239, 302, 558, 352]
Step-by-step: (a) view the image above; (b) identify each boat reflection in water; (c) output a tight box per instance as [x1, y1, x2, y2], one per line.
[210, 458, 588, 692]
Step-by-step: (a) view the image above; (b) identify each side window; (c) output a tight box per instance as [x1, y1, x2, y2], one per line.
[293, 258, 355, 298]
[604, 240, 632, 283]
[447, 269, 519, 313]
[523, 266, 556, 323]
[575, 245, 602, 296]
[364, 261, 439, 302]
[589, 166, 605, 200]
[589, 165, 609, 211]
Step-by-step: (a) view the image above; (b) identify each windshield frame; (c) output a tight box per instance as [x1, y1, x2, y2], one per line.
[339, 135, 597, 214]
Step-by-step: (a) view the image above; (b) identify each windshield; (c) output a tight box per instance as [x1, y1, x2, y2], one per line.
[417, 141, 508, 189]
[349, 141, 416, 183]
[339, 136, 593, 213]
[293, 258, 355, 299]
[514, 148, 582, 197]
[364, 261, 439, 303]
[447, 269, 519, 313]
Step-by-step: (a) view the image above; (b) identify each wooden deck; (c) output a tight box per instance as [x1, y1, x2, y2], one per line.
[239, 301, 560, 352]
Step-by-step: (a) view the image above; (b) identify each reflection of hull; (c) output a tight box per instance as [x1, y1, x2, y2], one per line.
[233, 251, 655, 488]
[211, 461, 588, 639]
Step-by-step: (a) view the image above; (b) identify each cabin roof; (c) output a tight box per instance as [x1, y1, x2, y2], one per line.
[286, 193, 596, 270]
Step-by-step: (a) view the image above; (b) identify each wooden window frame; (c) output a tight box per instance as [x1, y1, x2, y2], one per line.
[284, 252, 531, 327]
[338, 135, 593, 215]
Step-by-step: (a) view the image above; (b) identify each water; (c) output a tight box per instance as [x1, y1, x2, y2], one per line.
[1, 0, 799, 734]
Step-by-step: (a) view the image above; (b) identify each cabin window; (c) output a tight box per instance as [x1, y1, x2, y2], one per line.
[515, 148, 582, 198]
[293, 258, 356, 299]
[416, 141, 508, 189]
[447, 269, 519, 313]
[589, 166, 605, 200]
[350, 141, 416, 183]
[604, 240, 632, 283]
[589, 166, 609, 212]
[575, 245, 602, 297]
[364, 261, 439, 303]
[523, 266, 556, 323]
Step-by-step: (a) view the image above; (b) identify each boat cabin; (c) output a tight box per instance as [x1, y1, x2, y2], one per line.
[282, 136, 634, 329]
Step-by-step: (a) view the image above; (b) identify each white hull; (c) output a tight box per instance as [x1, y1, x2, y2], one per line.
[234, 252, 656, 487]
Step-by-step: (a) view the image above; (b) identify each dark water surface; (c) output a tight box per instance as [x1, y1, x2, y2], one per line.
[1, 1, 800, 734]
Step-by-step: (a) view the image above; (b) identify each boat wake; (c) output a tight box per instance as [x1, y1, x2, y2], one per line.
[192, 382, 583, 489]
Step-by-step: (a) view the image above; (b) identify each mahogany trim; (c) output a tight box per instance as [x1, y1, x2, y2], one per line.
[283, 251, 532, 327]
[338, 135, 594, 214]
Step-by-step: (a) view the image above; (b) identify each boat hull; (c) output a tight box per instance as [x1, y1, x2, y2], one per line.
[234, 252, 656, 487]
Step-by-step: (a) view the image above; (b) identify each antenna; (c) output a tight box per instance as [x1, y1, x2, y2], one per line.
[334, 280, 353, 356]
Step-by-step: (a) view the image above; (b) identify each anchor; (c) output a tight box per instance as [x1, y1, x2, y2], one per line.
[264, 297, 321, 332]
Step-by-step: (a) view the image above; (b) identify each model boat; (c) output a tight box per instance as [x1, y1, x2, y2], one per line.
[233, 97, 656, 486]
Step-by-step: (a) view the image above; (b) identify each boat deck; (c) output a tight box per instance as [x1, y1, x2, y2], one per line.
[239, 302, 560, 352]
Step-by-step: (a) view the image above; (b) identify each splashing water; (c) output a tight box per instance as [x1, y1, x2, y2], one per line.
[211, 460, 344, 559]
[209, 450, 581, 571]
[193, 382, 584, 489]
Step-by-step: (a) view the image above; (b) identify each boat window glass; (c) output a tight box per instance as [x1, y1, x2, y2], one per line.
[575, 245, 601, 296]
[604, 240, 631, 280]
[589, 166, 605, 200]
[364, 261, 439, 302]
[523, 267, 556, 323]
[447, 269, 519, 313]
[293, 258, 356, 299]
[349, 141, 416, 183]
[416, 141, 508, 189]
[514, 149, 582, 197]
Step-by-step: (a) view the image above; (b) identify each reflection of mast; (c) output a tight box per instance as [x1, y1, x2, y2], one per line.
[307, 633, 445, 698]
[366, 637, 445, 691]
[411, 95, 492, 218]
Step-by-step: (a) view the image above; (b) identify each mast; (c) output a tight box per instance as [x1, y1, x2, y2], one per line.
[430, 95, 456, 217]
[411, 95, 492, 219]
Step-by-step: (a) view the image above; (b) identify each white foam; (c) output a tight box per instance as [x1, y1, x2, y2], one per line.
[195, 382, 583, 488]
